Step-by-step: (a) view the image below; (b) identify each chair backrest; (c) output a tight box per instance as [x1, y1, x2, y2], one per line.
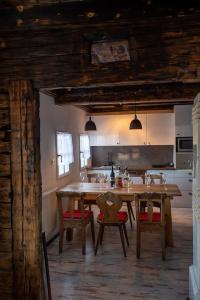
[87, 173, 99, 183]
[87, 173, 107, 183]
[96, 192, 122, 223]
[149, 174, 164, 185]
[135, 193, 166, 225]
[57, 191, 85, 227]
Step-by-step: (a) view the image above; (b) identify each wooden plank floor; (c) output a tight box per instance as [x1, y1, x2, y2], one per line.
[47, 208, 192, 300]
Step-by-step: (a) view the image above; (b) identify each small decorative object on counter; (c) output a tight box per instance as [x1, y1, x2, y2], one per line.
[115, 167, 123, 188]
[110, 165, 115, 187]
[123, 167, 129, 188]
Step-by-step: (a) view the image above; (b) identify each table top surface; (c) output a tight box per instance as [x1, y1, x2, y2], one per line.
[56, 182, 182, 197]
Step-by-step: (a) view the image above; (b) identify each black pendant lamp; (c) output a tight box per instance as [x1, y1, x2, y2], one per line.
[129, 104, 142, 130]
[84, 116, 97, 131]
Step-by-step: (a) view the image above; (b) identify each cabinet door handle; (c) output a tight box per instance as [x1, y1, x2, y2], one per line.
[148, 142, 151, 145]
[188, 179, 193, 182]
[188, 172, 192, 175]
[188, 192, 192, 196]
[144, 142, 146, 145]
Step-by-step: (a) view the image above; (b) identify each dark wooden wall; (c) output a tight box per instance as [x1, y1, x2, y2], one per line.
[0, 82, 44, 300]
[0, 89, 13, 300]
[0, 3, 200, 90]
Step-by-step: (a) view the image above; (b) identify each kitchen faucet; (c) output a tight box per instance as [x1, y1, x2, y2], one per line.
[108, 152, 113, 166]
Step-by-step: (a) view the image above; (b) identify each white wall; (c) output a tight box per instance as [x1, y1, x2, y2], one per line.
[40, 92, 86, 240]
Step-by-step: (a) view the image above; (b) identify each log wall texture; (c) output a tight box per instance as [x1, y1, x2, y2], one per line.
[0, 89, 13, 300]
[0, 2, 200, 90]
[9, 80, 44, 300]
[0, 81, 44, 300]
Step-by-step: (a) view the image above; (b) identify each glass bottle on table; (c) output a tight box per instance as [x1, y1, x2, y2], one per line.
[110, 165, 115, 188]
[116, 166, 123, 188]
[123, 167, 129, 188]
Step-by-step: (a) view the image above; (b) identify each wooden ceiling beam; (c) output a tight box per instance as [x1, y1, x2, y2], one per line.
[77, 104, 175, 115]
[54, 82, 200, 105]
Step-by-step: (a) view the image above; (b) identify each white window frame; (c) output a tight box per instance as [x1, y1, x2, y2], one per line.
[56, 131, 74, 177]
[80, 134, 91, 169]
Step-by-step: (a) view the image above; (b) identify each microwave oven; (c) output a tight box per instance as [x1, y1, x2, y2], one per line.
[176, 137, 193, 152]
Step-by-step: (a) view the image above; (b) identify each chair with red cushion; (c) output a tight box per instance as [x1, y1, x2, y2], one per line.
[57, 191, 95, 255]
[95, 191, 129, 257]
[135, 193, 167, 260]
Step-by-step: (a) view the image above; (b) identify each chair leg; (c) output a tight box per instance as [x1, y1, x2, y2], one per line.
[161, 228, 166, 260]
[136, 228, 141, 259]
[129, 203, 135, 220]
[81, 227, 86, 255]
[59, 229, 64, 254]
[66, 228, 73, 241]
[100, 225, 104, 246]
[119, 224, 127, 257]
[123, 223, 129, 246]
[95, 224, 103, 256]
[127, 202, 133, 229]
[90, 215, 95, 248]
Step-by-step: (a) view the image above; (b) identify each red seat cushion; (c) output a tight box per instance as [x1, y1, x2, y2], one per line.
[139, 212, 161, 222]
[64, 209, 92, 219]
[97, 211, 128, 222]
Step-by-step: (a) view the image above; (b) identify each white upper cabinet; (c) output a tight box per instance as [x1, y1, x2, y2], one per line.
[146, 113, 175, 145]
[88, 113, 175, 146]
[175, 105, 192, 137]
[118, 114, 147, 145]
[89, 115, 120, 146]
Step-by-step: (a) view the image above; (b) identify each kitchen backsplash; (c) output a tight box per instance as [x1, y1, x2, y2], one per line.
[91, 145, 174, 168]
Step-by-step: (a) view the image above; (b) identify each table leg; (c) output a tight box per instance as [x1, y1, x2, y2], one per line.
[165, 196, 174, 247]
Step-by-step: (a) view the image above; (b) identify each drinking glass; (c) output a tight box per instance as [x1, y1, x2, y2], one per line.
[80, 172, 87, 182]
[162, 174, 167, 190]
[104, 174, 109, 187]
[145, 174, 151, 188]
[98, 173, 105, 187]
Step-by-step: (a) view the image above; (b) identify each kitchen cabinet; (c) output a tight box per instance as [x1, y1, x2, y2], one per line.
[89, 113, 175, 146]
[118, 114, 147, 146]
[89, 134, 120, 146]
[146, 113, 175, 145]
[175, 105, 192, 137]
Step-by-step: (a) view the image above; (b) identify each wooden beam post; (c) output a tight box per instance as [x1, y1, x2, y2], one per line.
[9, 80, 45, 300]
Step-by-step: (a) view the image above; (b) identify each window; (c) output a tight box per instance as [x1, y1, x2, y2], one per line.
[56, 132, 74, 176]
[80, 134, 91, 168]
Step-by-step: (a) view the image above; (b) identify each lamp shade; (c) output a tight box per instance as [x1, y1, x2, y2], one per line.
[84, 116, 97, 131]
[129, 114, 142, 130]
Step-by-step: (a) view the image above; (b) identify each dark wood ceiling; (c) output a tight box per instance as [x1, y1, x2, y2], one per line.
[43, 81, 199, 113]
[1, 0, 200, 114]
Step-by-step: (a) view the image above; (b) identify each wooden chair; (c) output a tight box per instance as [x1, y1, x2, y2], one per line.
[149, 174, 164, 185]
[135, 193, 167, 260]
[87, 173, 99, 183]
[57, 191, 95, 255]
[95, 192, 129, 257]
[141, 174, 165, 212]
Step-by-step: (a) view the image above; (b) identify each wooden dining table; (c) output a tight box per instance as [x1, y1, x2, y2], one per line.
[56, 182, 182, 247]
